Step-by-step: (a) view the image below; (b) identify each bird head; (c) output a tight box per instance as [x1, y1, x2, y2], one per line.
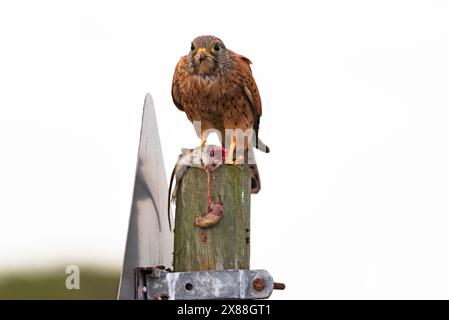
[188, 35, 228, 75]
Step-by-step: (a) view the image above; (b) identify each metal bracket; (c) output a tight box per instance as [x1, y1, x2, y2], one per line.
[135, 267, 283, 300]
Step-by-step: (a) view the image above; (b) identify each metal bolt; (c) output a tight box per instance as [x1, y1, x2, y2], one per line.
[252, 278, 266, 291]
[273, 282, 286, 290]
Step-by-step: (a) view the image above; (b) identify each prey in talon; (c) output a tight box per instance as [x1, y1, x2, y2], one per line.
[168, 145, 263, 230]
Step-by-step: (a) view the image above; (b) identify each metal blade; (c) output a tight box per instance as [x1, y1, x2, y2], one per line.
[117, 93, 173, 300]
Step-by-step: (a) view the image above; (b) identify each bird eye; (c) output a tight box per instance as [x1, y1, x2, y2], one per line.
[191, 43, 195, 51]
[213, 44, 220, 52]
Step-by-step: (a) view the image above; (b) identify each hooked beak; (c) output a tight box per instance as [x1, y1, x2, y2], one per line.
[195, 48, 208, 63]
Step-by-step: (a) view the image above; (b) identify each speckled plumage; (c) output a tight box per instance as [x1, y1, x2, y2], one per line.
[171, 35, 268, 153]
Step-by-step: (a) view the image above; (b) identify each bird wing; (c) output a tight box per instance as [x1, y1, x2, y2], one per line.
[229, 51, 262, 117]
[229, 51, 265, 149]
[171, 56, 186, 111]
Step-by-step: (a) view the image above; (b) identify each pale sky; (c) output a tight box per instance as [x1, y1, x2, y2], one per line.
[1, 0, 449, 299]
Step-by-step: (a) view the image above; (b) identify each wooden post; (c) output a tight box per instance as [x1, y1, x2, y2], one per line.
[173, 165, 251, 272]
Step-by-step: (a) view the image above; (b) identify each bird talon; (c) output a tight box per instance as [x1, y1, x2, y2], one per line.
[234, 155, 244, 165]
[225, 153, 234, 165]
[225, 154, 244, 166]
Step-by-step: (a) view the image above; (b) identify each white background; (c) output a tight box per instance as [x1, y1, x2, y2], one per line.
[1, 0, 449, 299]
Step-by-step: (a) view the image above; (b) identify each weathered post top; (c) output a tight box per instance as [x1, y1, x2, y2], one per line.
[173, 162, 251, 272]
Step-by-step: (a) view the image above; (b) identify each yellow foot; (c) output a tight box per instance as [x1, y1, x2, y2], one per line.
[225, 155, 243, 166]
[225, 139, 236, 165]
[200, 131, 208, 147]
[233, 155, 244, 165]
[200, 137, 207, 164]
[225, 152, 234, 165]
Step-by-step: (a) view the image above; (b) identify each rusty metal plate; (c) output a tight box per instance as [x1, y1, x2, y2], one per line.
[135, 268, 274, 300]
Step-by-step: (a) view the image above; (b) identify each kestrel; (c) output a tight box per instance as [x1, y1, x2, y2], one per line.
[171, 35, 269, 164]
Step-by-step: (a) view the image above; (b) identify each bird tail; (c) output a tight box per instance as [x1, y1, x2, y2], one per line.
[255, 137, 270, 153]
[249, 164, 261, 194]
